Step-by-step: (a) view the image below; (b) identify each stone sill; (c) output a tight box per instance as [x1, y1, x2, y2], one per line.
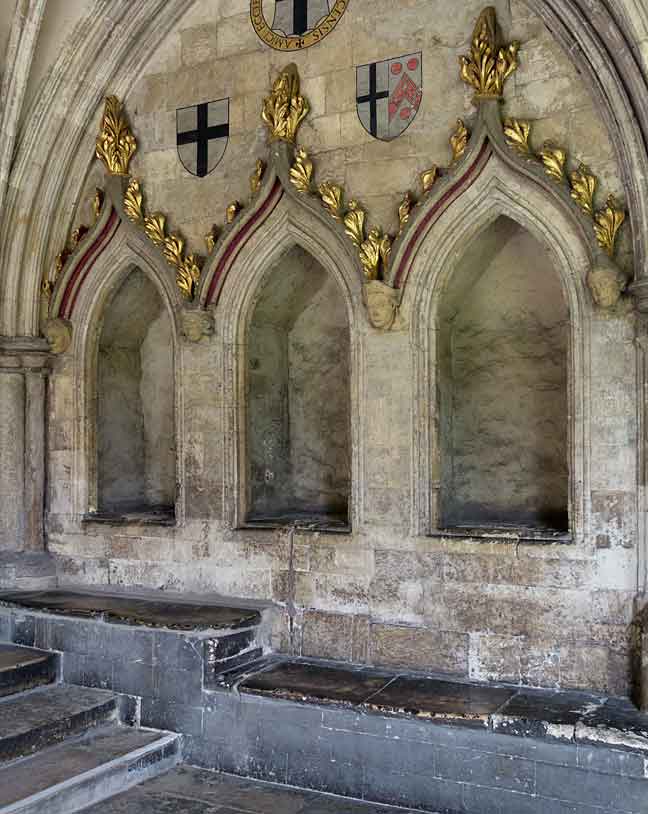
[82, 512, 176, 528]
[428, 527, 573, 545]
[238, 522, 351, 535]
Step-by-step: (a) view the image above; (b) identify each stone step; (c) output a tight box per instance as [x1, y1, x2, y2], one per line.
[0, 644, 56, 698]
[0, 725, 180, 814]
[0, 684, 120, 763]
[187, 658, 648, 814]
[0, 588, 273, 734]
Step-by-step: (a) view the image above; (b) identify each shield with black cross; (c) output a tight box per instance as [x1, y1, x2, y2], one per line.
[356, 53, 422, 141]
[176, 99, 229, 178]
[271, 0, 331, 37]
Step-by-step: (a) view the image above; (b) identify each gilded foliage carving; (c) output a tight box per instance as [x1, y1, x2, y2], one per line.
[503, 118, 627, 263]
[122, 178, 202, 301]
[95, 96, 137, 176]
[594, 195, 626, 258]
[459, 7, 519, 98]
[262, 64, 309, 143]
[250, 159, 266, 194]
[450, 119, 470, 163]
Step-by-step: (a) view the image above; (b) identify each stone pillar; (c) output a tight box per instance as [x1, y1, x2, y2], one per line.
[0, 338, 49, 554]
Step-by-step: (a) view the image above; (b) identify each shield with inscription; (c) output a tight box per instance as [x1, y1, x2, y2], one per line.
[356, 53, 422, 141]
[251, 0, 348, 50]
[176, 99, 229, 178]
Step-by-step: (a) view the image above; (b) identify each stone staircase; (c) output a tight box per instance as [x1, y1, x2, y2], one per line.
[0, 643, 180, 813]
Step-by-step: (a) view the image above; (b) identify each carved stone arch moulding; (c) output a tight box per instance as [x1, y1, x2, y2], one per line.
[213, 189, 365, 532]
[41, 6, 631, 356]
[61, 232, 184, 522]
[403, 149, 593, 540]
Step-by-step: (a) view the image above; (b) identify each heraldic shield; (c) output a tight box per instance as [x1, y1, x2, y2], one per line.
[176, 99, 229, 178]
[271, 0, 331, 37]
[356, 53, 422, 141]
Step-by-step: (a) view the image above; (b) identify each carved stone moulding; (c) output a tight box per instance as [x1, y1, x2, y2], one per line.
[51, 6, 631, 343]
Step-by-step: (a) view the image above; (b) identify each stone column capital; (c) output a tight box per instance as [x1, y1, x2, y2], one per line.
[0, 335, 51, 371]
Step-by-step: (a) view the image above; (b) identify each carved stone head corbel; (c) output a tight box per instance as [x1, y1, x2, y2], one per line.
[587, 256, 627, 309]
[182, 309, 214, 342]
[45, 318, 73, 354]
[363, 280, 404, 331]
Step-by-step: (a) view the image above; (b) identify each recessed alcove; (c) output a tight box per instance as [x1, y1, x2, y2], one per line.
[245, 246, 351, 531]
[93, 269, 176, 521]
[436, 216, 569, 538]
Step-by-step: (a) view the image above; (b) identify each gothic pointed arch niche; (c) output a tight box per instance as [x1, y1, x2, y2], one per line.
[93, 266, 176, 520]
[403, 150, 592, 542]
[245, 244, 351, 529]
[213, 191, 363, 533]
[437, 215, 569, 535]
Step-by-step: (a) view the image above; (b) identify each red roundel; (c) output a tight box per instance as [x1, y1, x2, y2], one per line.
[407, 57, 419, 71]
[391, 62, 403, 74]
[400, 107, 412, 120]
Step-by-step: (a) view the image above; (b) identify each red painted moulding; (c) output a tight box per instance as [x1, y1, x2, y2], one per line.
[205, 179, 284, 307]
[394, 141, 492, 291]
[58, 209, 121, 319]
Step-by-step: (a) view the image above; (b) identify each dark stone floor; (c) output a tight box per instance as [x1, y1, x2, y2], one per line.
[0, 589, 260, 631]
[85, 766, 426, 813]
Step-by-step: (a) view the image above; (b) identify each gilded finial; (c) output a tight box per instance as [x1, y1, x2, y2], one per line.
[95, 96, 137, 175]
[250, 159, 266, 194]
[460, 7, 520, 100]
[262, 64, 310, 143]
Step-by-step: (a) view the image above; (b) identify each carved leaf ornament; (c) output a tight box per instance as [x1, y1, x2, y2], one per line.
[80, 8, 628, 318]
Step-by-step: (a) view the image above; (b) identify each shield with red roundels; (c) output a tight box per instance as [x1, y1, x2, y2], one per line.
[356, 52, 423, 141]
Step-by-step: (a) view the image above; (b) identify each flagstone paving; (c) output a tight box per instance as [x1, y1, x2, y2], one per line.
[85, 766, 429, 813]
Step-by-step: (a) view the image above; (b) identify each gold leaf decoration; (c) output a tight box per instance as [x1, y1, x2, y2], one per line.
[319, 181, 344, 220]
[124, 178, 144, 223]
[144, 213, 166, 246]
[398, 192, 414, 232]
[163, 234, 185, 268]
[450, 119, 470, 163]
[261, 64, 309, 143]
[359, 228, 392, 281]
[594, 195, 626, 257]
[503, 118, 532, 156]
[250, 159, 266, 194]
[420, 166, 439, 194]
[70, 225, 88, 249]
[344, 200, 366, 247]
[226, 201, 242, 224]
[459, 8, 520, 99]
[205, 227, 219, 253]
[95, 95, 137, 175]
[176, 254, 202, 301]
[569, 164, 597, 216]
[92, 188, 104, 223]
[290, 148, 314, 193]
[539, 142, 567, 183]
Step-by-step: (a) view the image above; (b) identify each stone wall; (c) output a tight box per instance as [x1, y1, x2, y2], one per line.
[44, 0, 640, 696]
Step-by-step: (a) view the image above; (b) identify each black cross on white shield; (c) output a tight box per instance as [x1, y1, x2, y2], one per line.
[356, 53, 422, 141]
[176, 99, 229, 178]
[272, 0, 331, 36]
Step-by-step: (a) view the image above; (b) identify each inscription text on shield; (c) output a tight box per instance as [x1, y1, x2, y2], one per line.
[176, 99, 229, 178]
[356, 53, 422, 141]
[251, 0, 348, 50]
